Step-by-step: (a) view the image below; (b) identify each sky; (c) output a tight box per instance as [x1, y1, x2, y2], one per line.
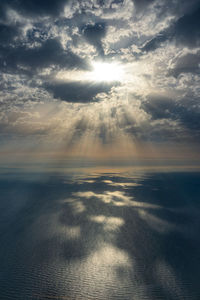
[0, 0, 200, 166]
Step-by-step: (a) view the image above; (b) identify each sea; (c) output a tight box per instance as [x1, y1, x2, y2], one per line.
[0, 166, 200, 299]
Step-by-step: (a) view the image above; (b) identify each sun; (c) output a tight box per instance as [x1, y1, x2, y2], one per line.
[89, 61, 124, 82]
[55, 61, 125, 83]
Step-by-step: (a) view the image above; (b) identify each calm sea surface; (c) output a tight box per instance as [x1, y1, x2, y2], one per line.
[0, 168, 200, 299]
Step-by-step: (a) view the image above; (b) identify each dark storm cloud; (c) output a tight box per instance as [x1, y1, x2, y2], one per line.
[142, 95, 200, 132]
[0, 0, 68, 18]
[0, 23, 19, 45]
[173, 6, 200, 48]
[141, 33, 168, 53]
[82, 23, 106, 56]
[141, 5, 200, 53]
[142, 96, 178, 120]
[132, 0, 155, 11]
[44, 81, 115, 102]
[0, 38, 88, 75]
[168, 51, 200, 77]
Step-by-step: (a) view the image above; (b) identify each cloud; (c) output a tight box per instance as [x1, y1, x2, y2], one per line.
[142, 94, 200, 134]
[0, 23, 19, 45]
[82, 23, 106, 56]
[173, 6, 200, 48]
[141, 95, 176, 120]
[168, 51, 200, 77]
[0, 38, 88, 75]
[0, 0, 200, 160]
[132, 0, 155, 12]
[0, 0, 68, 18]
[141, 33, 168, 53]
[141, 5, 200, 53]
[44, 80, 116, 102]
